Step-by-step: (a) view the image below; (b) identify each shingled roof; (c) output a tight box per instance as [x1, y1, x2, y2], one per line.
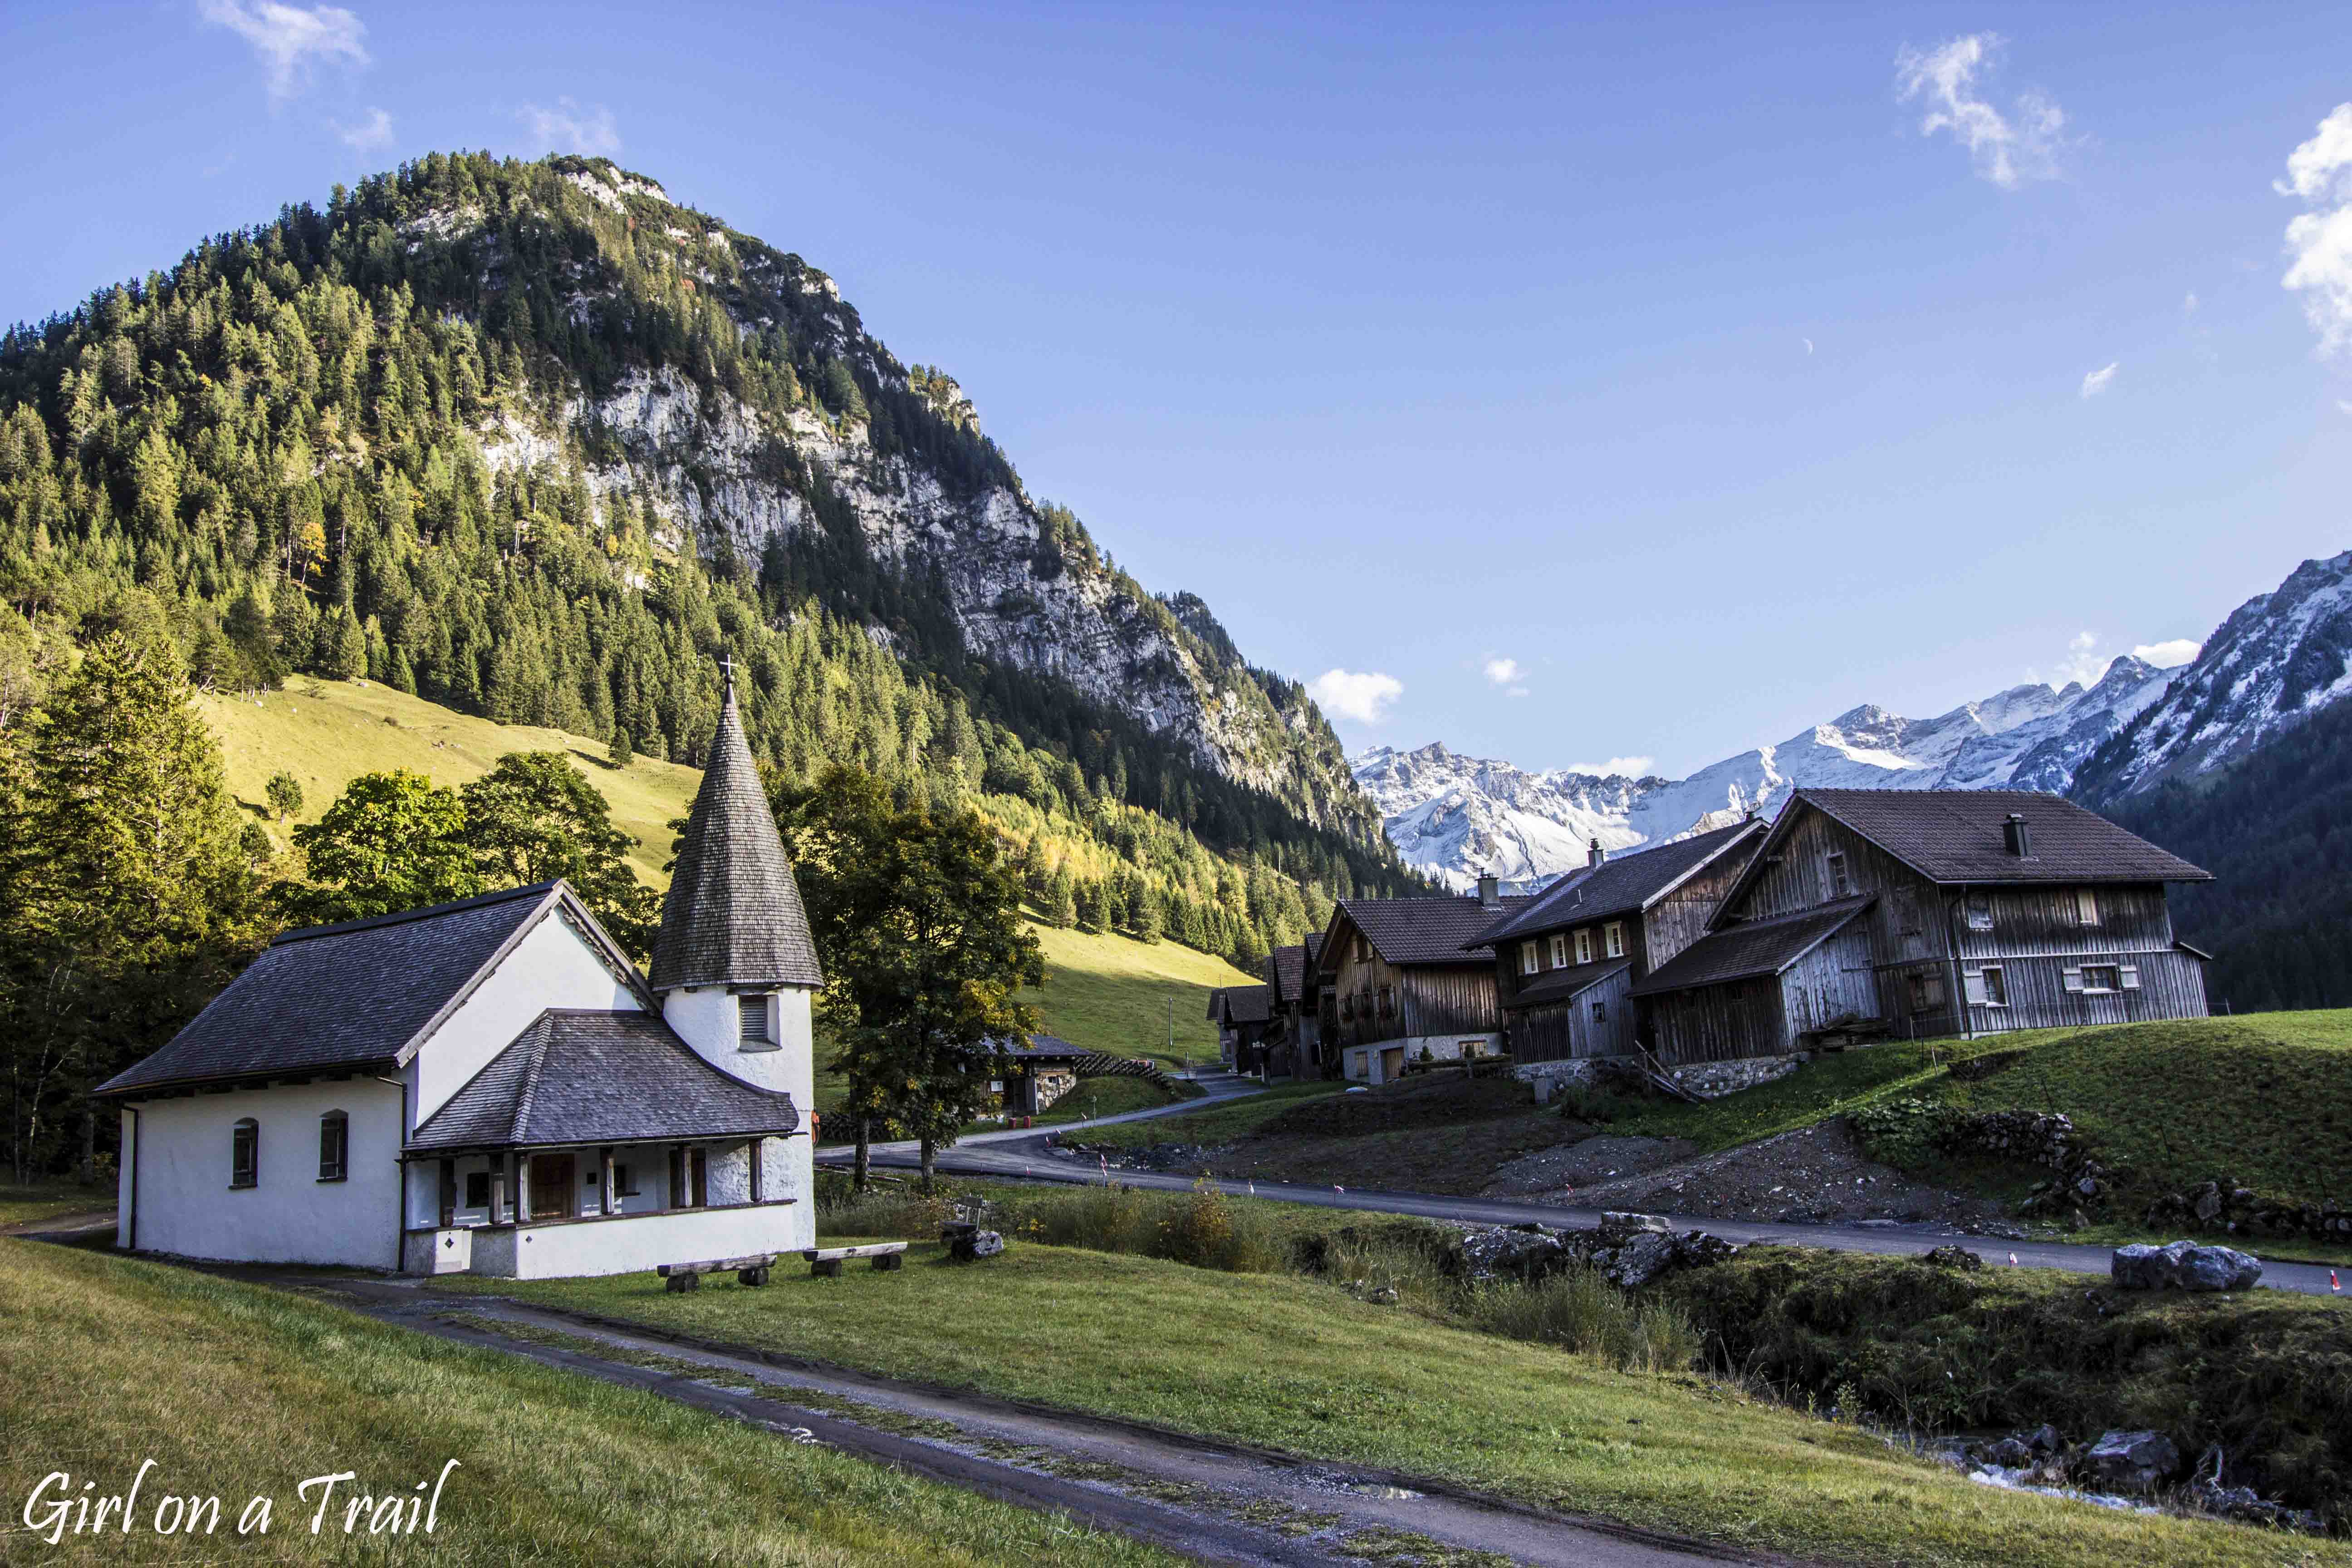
[1509, 957, 1632, 1008]
[649, 678, 823, 992]
[1267, 944, 1309, 1005]
[1630, 896, 1874, 997]
[1470, 819, 1766, 950]
[96, 883, 622, 1096]
[1213, 985, 1273, 1025]
[1330, 893, 1536, 969]
[1787, 789, 2210, 885]
[409, 1009, 799, 1151]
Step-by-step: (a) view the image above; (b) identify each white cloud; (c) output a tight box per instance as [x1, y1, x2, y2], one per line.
[2079, 362, 2119, 398]
[2132, 638, 2201, 669]
[1568, 756, 1656, 779]
[518, 97, 622, 157]
[1307, 669, 1403, 725]
[1481, 657, 1523, 686]
[2051, 630, 2106, 687]
[2183, 291, 2200, 314]
[336, 106, 394, 154]
[2337, 399, 2352, 417]
[1895, 33, 2064, 189]
[2279, 104, 2352, 357]
[200, 0, 368, 102]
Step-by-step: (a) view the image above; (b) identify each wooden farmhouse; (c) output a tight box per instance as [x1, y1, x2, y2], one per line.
[1466, 820, 1766, 1063]
[1314, 885, 1534, 1084]
[1206, 985, 1273, 1073]
[1259, 935, 1325, 1080]
[995, 1034, 1089, 1117]
[1631, 789, 2214, 1063]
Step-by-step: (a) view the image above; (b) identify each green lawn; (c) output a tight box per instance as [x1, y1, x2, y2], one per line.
[1032, 1075, 1184, 1125]
[0, 1182, 110, 1230]
[443, 1240, 2344, 1568]
[0, 1240, 1176, 1567]
[1610, 1014, 2352, 1212]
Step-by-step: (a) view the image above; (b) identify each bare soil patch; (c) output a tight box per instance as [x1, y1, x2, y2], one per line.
[1498, 1118, 2011, 1227]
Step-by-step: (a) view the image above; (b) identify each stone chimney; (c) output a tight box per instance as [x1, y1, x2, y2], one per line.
[1475, 873, 1500, 909]
[1588, 837, 1606, 869]
[2003, 812, 2033, 858]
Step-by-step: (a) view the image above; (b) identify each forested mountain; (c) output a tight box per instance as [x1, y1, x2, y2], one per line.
[0, 152, 1416, 969]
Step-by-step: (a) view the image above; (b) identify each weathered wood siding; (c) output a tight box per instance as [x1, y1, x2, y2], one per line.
[1508, 966, 1637, 1061]
[1328, 922, 1501, 1046]
[1643, 844, 1759, 969]
[1778, 924, 1879, 1039]
[1645, 977, 1785, 1064]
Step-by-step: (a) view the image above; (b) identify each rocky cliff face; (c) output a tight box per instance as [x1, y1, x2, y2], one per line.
[452, 160, 1375, 843]
[1357, 655, 2178, 890]
[2073, 549, 2352, 802]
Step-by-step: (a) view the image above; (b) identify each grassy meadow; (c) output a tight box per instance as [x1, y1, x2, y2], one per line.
[0, 1240, 1177, 1567]
[441, 1234, 2348, 1568]
[195, 676, 1260, 1063]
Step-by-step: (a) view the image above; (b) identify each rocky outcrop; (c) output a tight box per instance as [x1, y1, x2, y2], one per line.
[2082, 1430, 2182, 1494]
[1448, 1214, 1738, 1290]
[2144, 1179, 2352, 1243]
[2111, 1240, 2263, 1293]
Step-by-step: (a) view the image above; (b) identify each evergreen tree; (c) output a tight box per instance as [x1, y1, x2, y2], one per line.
[265, 770, 304, 823]
[1, 623, 267, 1180]
[1046, 866, 1078, 931]
[458, 751, 660, 958]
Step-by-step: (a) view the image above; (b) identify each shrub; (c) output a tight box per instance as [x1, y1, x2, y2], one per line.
[1466, 1269, 1703, 1374]
[816, 1178, 960, 1240]
[1848, 1096, 1965, 1167]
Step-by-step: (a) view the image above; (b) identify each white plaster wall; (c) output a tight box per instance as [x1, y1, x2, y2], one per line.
[662, 984, 816, 1226]
[497, 1203, 807, 1279]
[1341, 1034, 1503, 1086]
[409, 911, 641, 1127]
[120, 1080, 403, 1268]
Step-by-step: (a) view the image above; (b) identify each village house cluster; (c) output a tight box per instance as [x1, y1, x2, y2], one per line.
[1211, 789, 2214, 1091]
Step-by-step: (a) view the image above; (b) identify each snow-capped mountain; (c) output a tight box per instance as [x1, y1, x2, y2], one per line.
[1356, 656, 2175, 890]
[2073, 549, 2352, 801]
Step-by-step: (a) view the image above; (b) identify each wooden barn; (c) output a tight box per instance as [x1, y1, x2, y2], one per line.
[1206, 985, 1273, 1072]
[1261, 936, 1326, 1080]
[1314, 885, 1534, 1084]
[1467, 819, 1765, 1063]
[1632, 789, 2213, 1064]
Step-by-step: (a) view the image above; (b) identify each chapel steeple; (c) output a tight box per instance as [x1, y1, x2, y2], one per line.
[647, 664, 823, 993]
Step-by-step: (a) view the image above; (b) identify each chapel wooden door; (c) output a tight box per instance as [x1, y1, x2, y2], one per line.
[529, 1152, 575, 1220]
[689, 1147, 708, 1208]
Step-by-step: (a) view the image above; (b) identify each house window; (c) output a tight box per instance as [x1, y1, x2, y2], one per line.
[1548, 934, 1568, 968]
[317, 1111, 348, 1182]
[1826, 852, 1851, 897]
[230, 1118, 258, 1189]
[1965, 894, 1994, 932]
[1590, 1000, 1607, 1024]
[1982, 966, 2007, 1007]
[1574, 929, 1593, 965]
[2075, 889, 2100, 926]
[465, 1171, 491, 1209]
[1519, 941, 1539, 977]
[2082, 964, 2122, 993]
[614, 1163, 640, 1197]
[1906, 968, 1946, 1011]
[1603, 922, 1625, 959]
[739, 994, 775, 1049]
[1377, 985, 1395, 1019]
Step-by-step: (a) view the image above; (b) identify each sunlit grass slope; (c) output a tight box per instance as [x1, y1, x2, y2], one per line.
[195, 678, 1260, 1059]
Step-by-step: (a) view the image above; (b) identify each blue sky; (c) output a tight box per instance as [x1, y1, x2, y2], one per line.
[8, 3, 2352, 778]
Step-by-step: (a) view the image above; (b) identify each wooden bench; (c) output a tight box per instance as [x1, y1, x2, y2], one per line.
[802, 1242, 908, 1278]
[657, 1253, 781, 1291]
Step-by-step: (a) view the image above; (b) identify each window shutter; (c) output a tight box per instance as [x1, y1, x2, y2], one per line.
[1962, 970, 1989, 1006]
[2120, 965, 2141, 991]
[2062, 966, 2085, 993]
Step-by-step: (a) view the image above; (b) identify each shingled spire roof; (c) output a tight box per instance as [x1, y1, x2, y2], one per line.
[648, 669, 823, 991]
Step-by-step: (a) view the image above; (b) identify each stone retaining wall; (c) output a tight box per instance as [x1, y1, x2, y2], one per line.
[1514, 1053, 1803, 1102]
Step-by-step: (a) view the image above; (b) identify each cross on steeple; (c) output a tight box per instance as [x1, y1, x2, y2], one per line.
[720, 653, 735, 700]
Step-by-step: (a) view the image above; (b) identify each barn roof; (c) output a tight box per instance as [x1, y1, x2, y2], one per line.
[1330, 894, 1536, 969]
[409, 1009, 799, 1151]
[1784, 789, 2210, 887]
[648, 678, 823, 992]
[1470, 819, 1765, 949]
[998, 1033, 1089, 1061]
[1267, 944, 1310, 1004]
[1507, 958, 1632, 1008]
[1630, 896, 1875, 996]
[96, 882, 638, 1096]
[1213, 985, 1273, 1025]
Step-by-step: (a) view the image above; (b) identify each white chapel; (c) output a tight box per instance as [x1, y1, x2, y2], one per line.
[97, 674, 823, 1278]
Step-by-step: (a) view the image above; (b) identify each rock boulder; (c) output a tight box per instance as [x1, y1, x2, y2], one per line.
[2111, 1240, 2262, 1292]
[2081, 1430, 2180, 1494]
